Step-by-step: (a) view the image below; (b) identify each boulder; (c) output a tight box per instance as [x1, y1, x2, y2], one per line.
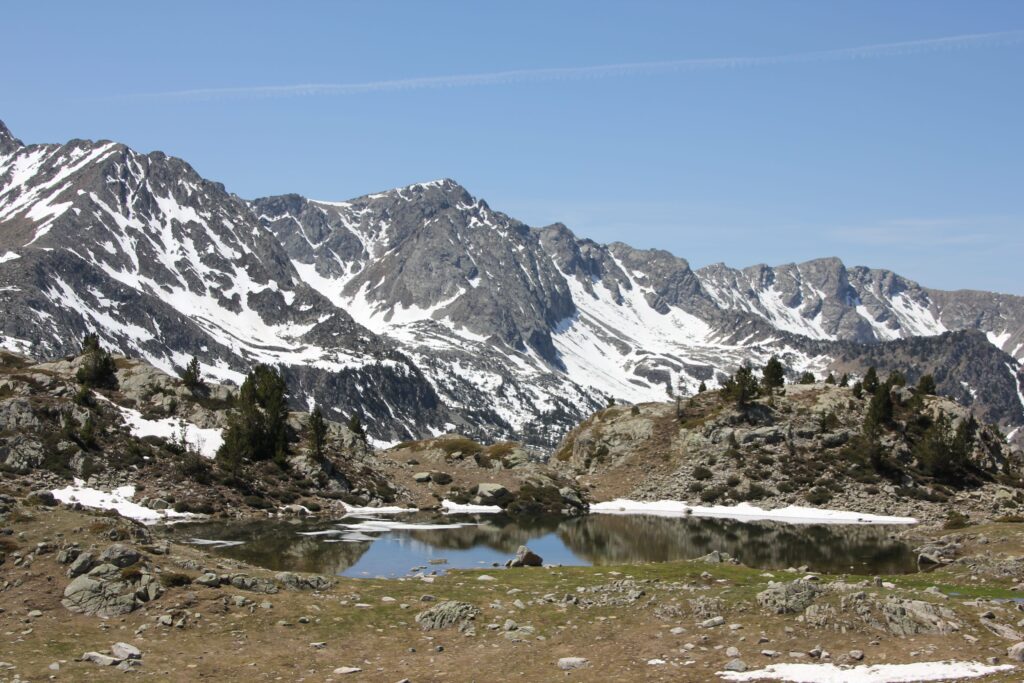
[558, 657, 589, 670]
[471, 483, 511, 506]
[81, 652, 121, 666]
[62, 561, 162, 617]
[756, 581, 821, 615]
[98, 544, 141, 569]
[275, 572, 332, 591]
[429, 471, 453, 485]
[413, 472, 432, 483]
[881, 599, 960, 636]
[415, 601, 480, 631]
[110, 642, 141, 660]
[67, 551, 96, 578]
[507, 545, 543, 568]
[1007, 642, 1024, 662]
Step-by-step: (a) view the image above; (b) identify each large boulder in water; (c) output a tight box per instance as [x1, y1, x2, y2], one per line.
[507, 545, 543, 567]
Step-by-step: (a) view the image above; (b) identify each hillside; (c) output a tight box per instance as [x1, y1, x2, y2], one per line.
[0, 346, 581, 518]
[554, 376, 1023, 526]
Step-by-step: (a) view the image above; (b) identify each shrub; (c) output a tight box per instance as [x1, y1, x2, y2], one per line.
[176, 452, 212, 484]
[726, 474, 741, 487]
[159, 572, 193, 588]
[805, 487, 833, 505]
[692, 465, 713, 481]
[243, 495, 273, 510]
[943, 510, 970, 530]
[699, 484, 729, 503]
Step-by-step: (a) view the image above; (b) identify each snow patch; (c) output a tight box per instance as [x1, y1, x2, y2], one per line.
[591, 499, 917, 525]
[114, 403, 224, 459]
[0, 251, 19, 264]
[51, 479, 193, 523]
[441, 500, 503, 514]
[718, 660, 1013, 682]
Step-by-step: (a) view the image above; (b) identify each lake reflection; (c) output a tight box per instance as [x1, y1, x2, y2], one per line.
[174, 512, 917, 578]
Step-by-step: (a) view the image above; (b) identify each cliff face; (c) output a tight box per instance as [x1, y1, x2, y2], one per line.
[554, 382, 1023, 525]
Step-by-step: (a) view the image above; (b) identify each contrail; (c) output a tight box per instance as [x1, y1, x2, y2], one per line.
[125, 30, 1024, 101]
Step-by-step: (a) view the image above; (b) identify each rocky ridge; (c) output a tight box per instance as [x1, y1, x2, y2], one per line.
[1, 121, 1022, 445]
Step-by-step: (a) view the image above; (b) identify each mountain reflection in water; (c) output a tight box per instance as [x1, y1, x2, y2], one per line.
[175, 512, 917, 578]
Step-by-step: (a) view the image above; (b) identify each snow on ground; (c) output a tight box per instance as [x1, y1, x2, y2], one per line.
[341, 503, 415, 515]
[114, 403, 223, 459]
[441, 500, 503, 514]
[591, 499, 917, 525]
[50, 479, 192, 523]
[718, 661, 1013, 682]
[0, 250, 20, 264]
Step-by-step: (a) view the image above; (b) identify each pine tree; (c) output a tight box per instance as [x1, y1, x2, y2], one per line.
[761, 356, 785, 393]
[180, 356, 206, 393]
[697, 381, 707, 393]
[862, 366, 880, 394]
[76, 333, 117, 389]
[347, 413, 367, 441]
[887, 370, 907, 387]
[798, 371, 815, 385]
[864, 385, 894, 432]
[838, 373, 850, 387]
[851, 381, 863, 399]
[824, 373, 836, 385]
[216, 364, 290, 473]
[916, 374, 937, 396]
[722, 365, 760, 408]
[308, 406, 327, 461]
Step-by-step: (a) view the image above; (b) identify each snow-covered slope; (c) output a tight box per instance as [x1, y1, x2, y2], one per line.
[1, 120, 1022, 444]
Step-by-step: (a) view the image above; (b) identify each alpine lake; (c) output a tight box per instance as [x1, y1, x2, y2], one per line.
[172, 511, 919, 579]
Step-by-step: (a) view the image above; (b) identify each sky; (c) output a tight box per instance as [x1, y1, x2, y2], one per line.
[2, 1, 1022, 294]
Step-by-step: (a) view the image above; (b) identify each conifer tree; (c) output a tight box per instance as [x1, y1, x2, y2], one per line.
[862, 366, 880, 394]
[308, 406, 327, 461]
[761, 356, 785, 393]
[76, 333, 117, 389]
[722, 365, 759, 408]
[798, 371, 815, 385]
[916, 374, 937, 396]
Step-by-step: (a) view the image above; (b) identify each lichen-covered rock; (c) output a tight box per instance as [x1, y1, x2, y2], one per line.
[881, 599, 961, 636]
[756, 580, 821, 615]
[415, 600, 480, 631]
[275, 572, 332, 591]
[62, 558, 163, 617]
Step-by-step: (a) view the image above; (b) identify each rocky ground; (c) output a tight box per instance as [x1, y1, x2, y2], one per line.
[554, 383, 1024, 527]
[3, 496, 1024, 681]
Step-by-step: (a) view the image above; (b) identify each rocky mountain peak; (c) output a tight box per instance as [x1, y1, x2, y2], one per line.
[0, 120, 24, 154]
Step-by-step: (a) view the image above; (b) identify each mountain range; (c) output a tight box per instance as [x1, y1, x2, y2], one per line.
[1, 120, 1022, 446]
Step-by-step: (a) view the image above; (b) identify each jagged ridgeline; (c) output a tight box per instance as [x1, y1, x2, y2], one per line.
[1, 120, 1022, 445]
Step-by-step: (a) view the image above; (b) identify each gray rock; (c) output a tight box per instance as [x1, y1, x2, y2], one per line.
[1007, 642, 1024, 662]
[472, 483, 511, 506]
[558, 657, 589, 670]
[275, 572, 332, 591]
[98, 544, 141, 569]
[756, 581, 821, 615]
[429, 471, 452, 485]
[194, 572, 221, 587]
[724, 659, 747, 672]
[414, 601, 480, 631]
[507, 545, 543, 568]
[413, 472, 432, 483]
[110, 642, 141, 660]
[81, 652, 122, 666]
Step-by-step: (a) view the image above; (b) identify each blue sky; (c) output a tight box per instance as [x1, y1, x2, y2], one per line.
[2, 1, 1022, 294]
